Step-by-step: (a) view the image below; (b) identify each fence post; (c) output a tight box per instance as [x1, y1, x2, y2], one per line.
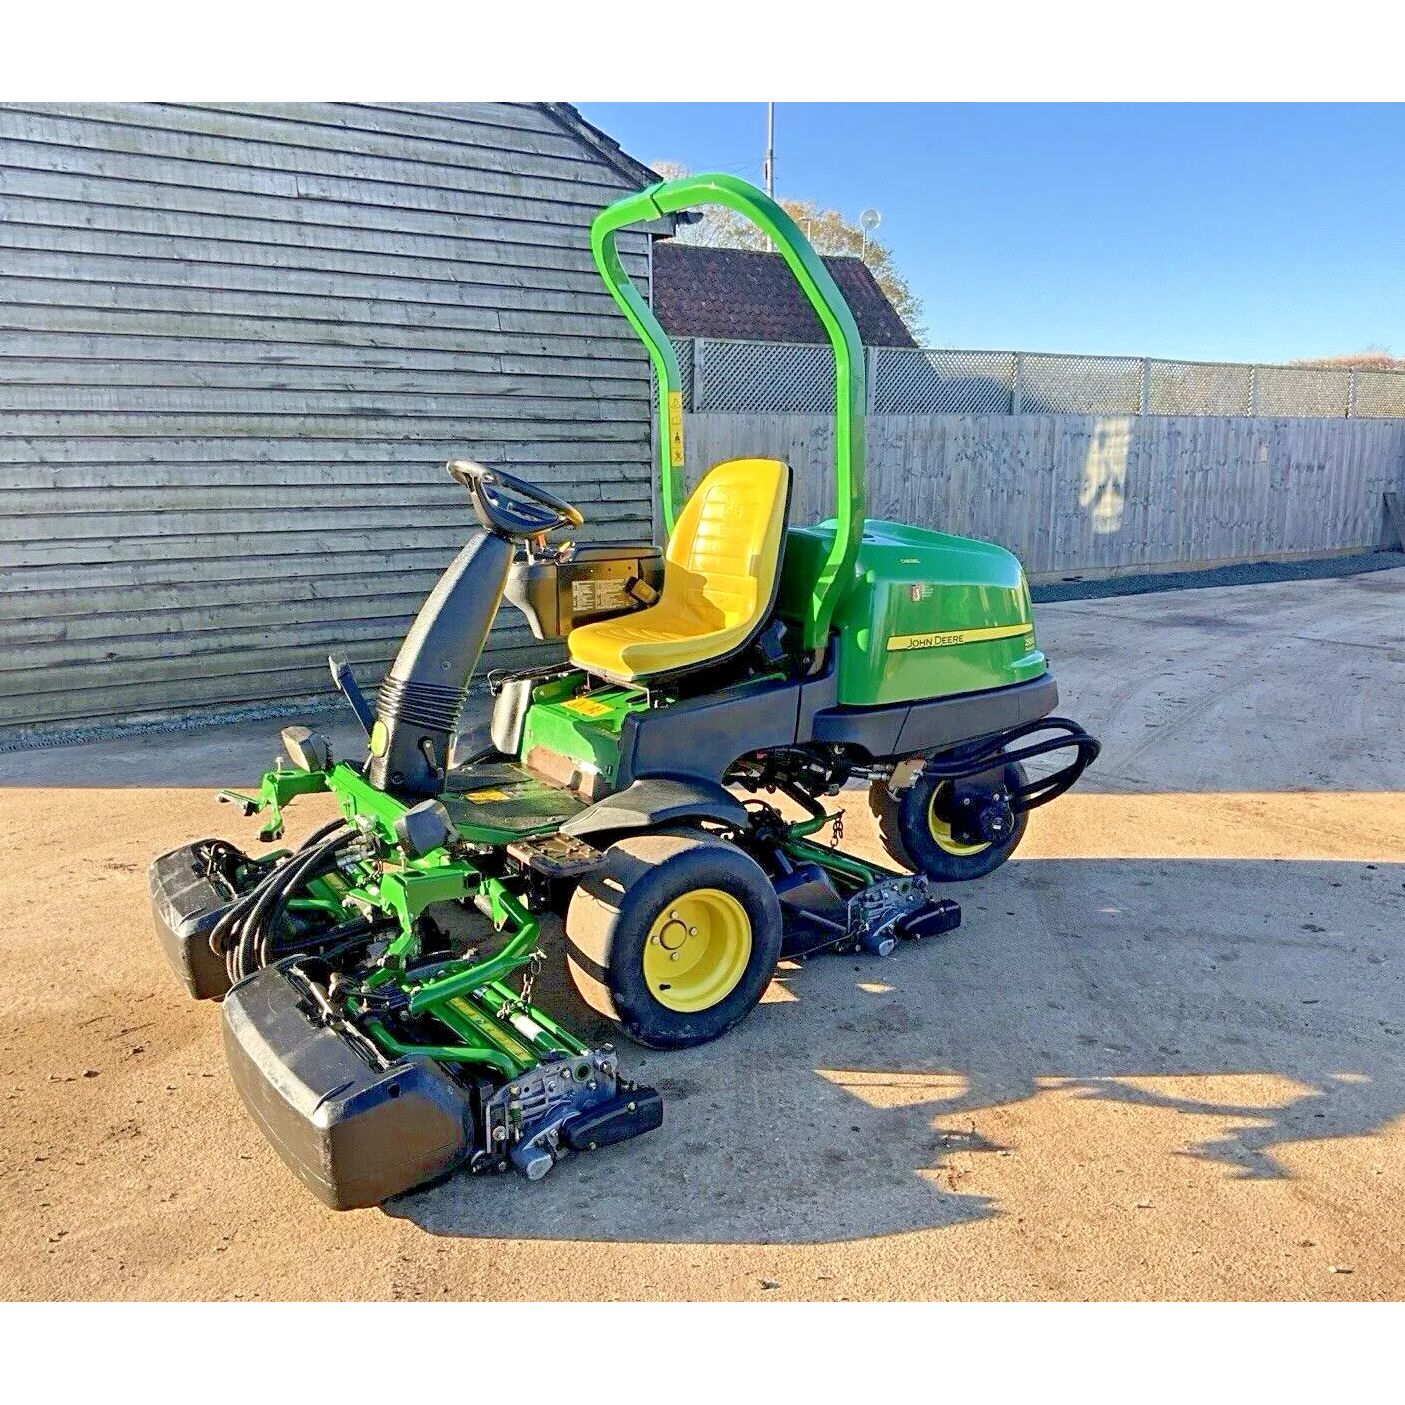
[1011, 353, 1024, 415]
[1348, 368, 1357, 419]
[866, 346, 880, 415]
[1248, 365, 1258, 416]
[692, 338, 707, 412]
[1139, 357, 1150, 415]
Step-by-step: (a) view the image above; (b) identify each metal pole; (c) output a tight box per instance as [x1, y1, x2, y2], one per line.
[764, 102, 775, 251]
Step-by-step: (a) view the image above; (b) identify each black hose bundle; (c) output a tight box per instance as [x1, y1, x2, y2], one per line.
[207, 818, 363, 985]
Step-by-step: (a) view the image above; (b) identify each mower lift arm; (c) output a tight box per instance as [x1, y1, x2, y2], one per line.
[218, 765, 330, 842]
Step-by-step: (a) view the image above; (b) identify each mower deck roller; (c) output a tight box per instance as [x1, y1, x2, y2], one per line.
[150, 173, 1097, 1209]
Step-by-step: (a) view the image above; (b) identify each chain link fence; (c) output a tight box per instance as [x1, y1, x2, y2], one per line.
[677, 338, 1405, 420]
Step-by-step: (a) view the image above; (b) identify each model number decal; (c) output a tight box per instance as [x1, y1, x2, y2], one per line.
[887, 623, 1033, 652]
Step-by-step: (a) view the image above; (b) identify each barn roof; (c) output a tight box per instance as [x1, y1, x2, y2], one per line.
[651, 242, 918, 348]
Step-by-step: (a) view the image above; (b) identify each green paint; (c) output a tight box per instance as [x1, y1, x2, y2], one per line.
[484, 981, 590, 1056]
[377, 865, 474, 929]
[519, 675, 644, 787]
[777, 519, 1047, 707]
[361, 1017, 524, 1078]
[780, 834, 894, 888]
[405, 903, 539, 1012]
[221, 765, 328, 841]
[430, 996, 540, 1068]
[591, 173, 865, 654]
[327, 760, 542, 848]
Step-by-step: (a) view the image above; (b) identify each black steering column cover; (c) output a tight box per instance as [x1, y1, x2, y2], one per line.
[367, 529, 514, 795]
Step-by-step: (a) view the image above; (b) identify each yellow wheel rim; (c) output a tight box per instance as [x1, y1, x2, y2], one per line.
[642, 887, 752, 1013]
[927, 784, 992, 857]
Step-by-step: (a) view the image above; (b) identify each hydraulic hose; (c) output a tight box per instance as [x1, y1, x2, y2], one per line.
[208, 816, 347, 964]
[213, 820, 355, 984]
[233, 827, 355, 981]
[253, 830, 362, 970]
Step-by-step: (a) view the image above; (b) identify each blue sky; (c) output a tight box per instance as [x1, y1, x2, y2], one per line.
[577, 103, 1405, 364]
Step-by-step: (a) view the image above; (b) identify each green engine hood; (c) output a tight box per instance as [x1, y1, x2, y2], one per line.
[777, 520, 1047, 707]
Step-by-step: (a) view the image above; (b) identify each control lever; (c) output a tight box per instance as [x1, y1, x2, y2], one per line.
[328, 654, 375, 736]
[624, 575, 659, 608]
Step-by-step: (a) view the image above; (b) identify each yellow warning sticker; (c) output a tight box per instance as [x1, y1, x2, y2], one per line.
[887, 623, 1032, 652]
[462, 787, 510, 803]
[562, 696, 612, 719]
[666, 389, 685, 467]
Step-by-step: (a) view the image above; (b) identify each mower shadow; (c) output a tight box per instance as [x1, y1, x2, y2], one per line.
[387, 853, 1405, 1245]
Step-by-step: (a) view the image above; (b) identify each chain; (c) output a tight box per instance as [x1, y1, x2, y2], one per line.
[498, 949, 545, 1019]
[830, 809, 845, 850]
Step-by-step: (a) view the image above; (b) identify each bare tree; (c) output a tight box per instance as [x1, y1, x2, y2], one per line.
[651, 161, 926, 340]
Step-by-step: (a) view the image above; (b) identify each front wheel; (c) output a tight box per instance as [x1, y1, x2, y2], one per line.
[869, 760, 1028, 881]
[564, 830, 783, 1049]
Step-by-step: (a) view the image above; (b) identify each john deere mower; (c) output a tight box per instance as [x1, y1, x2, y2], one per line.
[149, 173, 1099, 1209]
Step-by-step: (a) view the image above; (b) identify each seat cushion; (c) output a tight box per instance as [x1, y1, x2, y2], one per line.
[567, 457, 790, 682]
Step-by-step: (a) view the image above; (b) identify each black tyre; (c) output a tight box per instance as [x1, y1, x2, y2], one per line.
[868, 760, 1028, 881]
[564, 830, 783, 1049]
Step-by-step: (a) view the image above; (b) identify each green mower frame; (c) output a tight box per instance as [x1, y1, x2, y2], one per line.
[149, 173, 1099, 1209]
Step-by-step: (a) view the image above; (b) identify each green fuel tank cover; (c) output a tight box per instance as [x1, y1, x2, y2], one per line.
[777, 520, 1048, 707]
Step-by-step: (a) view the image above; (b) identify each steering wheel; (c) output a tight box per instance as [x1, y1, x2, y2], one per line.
[446, 459, 585, 540]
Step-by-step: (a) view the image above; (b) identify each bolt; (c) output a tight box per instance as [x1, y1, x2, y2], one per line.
[670, 951, 679, 961]
[627, 1101, 636, 1112]
[689, 927, 698, 936]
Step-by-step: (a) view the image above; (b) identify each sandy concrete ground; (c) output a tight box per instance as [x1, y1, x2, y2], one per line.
[2, 566, 1402, 1301]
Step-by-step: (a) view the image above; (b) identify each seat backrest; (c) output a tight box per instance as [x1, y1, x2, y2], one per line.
[664, 458, 791, 629]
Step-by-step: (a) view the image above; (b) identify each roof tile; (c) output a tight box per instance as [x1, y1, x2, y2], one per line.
[652, 243, 917, 348]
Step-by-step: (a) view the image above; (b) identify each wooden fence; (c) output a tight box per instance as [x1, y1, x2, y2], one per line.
[684, 412, 1405, 579]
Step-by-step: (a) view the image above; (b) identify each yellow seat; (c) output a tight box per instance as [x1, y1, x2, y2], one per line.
[567, 457, 791, 683]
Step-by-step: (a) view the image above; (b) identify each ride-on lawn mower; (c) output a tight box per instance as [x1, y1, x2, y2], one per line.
[149, 173, 1099, 1210]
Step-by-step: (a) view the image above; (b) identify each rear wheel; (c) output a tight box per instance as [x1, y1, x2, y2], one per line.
[564, 830, 783, 1049]
[869, 759, 1028, 881]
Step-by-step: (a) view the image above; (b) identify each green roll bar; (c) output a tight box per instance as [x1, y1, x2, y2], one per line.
[590, 172, 867, 655]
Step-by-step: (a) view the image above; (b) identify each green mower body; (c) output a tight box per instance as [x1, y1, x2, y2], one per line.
[148, 172, 1099, 1211]
[777, 519, 1045, 707]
